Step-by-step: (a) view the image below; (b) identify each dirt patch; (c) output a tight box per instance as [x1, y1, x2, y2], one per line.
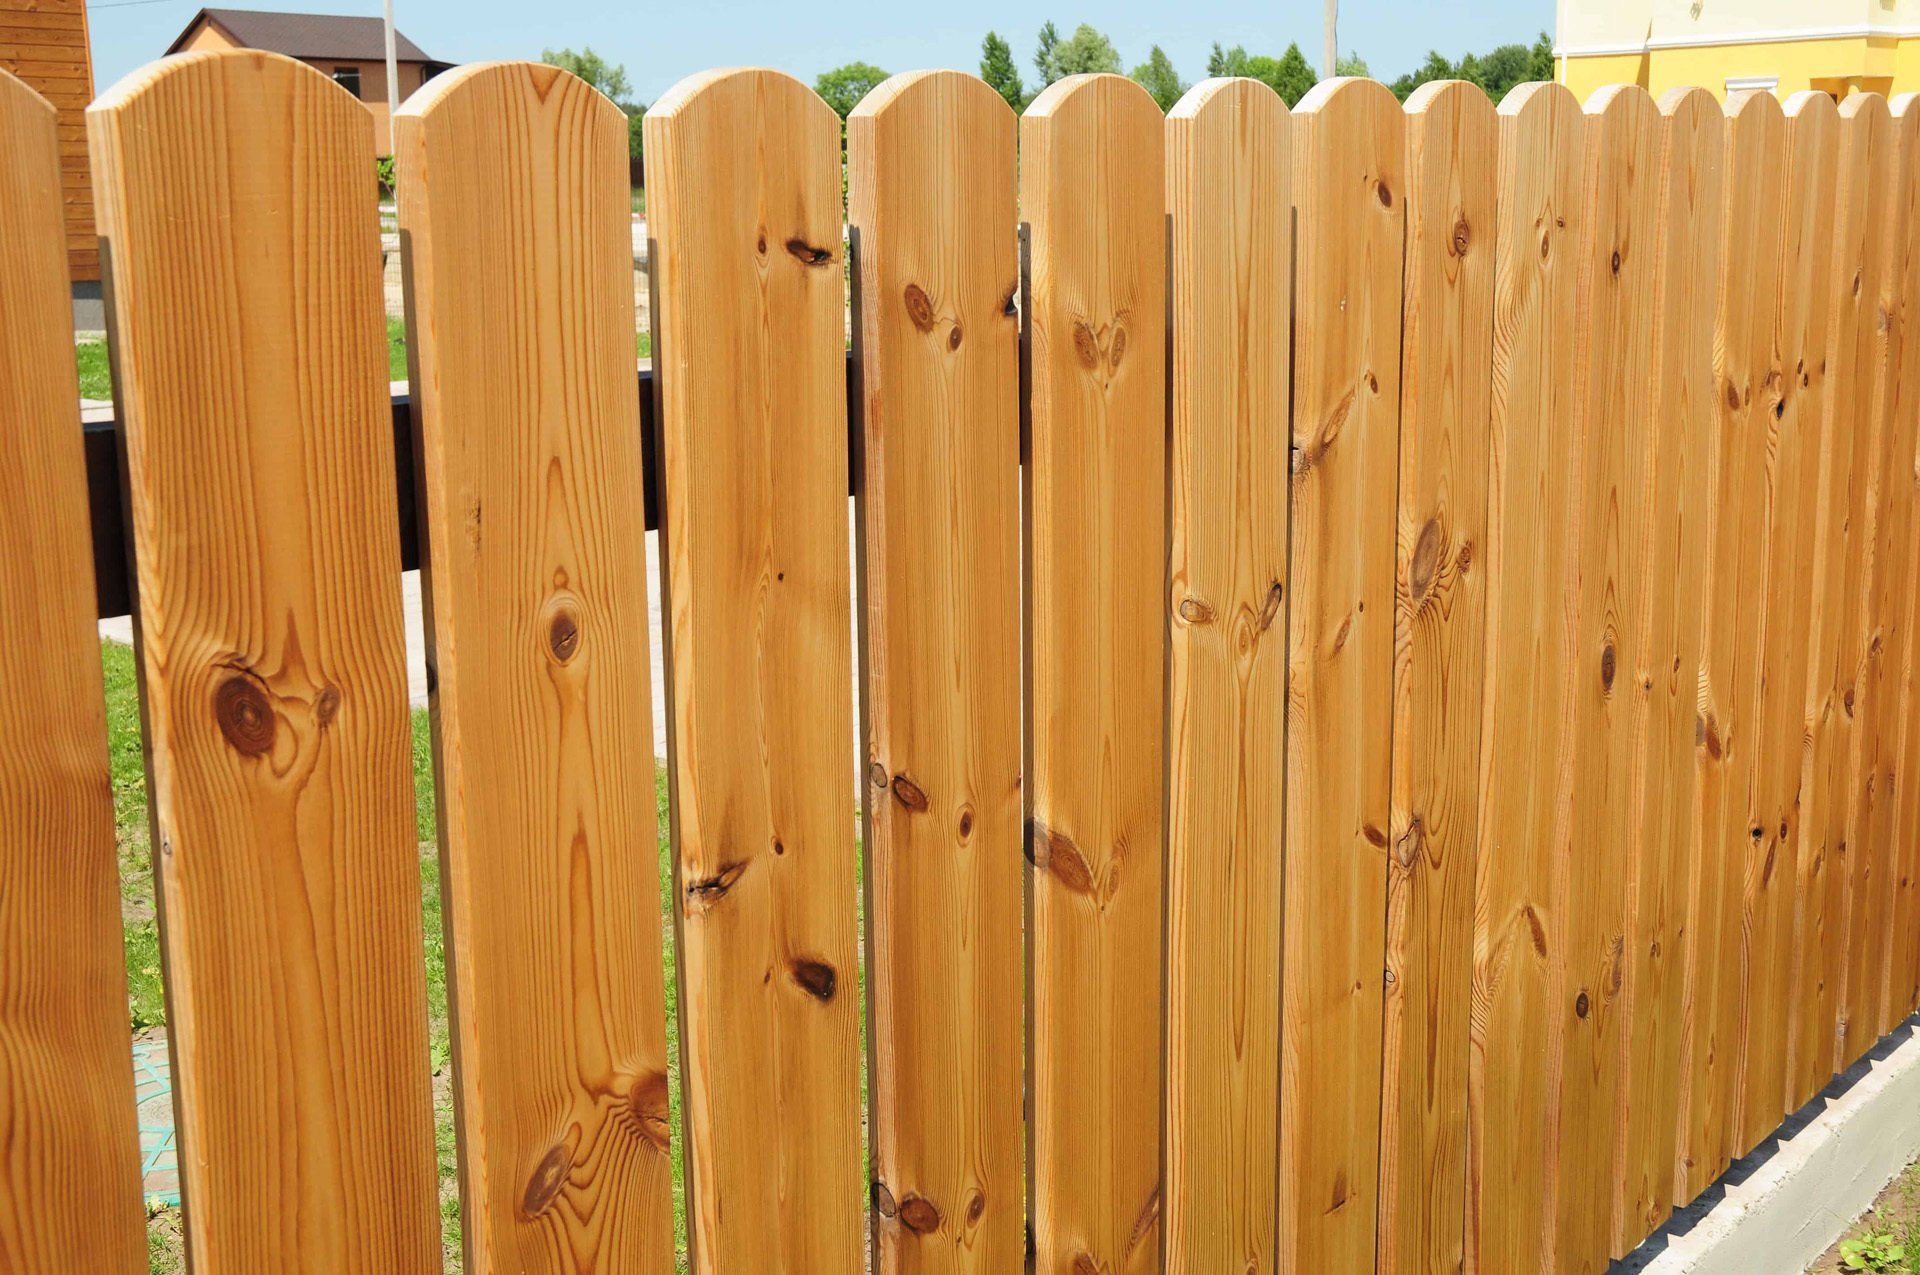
[1809, 1155, 1920, 1272]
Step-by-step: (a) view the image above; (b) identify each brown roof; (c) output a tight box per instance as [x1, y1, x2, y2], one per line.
[167, 8, 443, 63]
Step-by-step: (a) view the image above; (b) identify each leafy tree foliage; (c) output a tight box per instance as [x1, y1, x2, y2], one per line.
[1335, 51, 1369, 77]
[815, 61, 890, 119]
[541, 47, 633, 106]
[1036, 22, 1122, 84]
[981, 31, 1028, 111]
[1387, 32, 1555, 101]
[1131, 44, 1185, 111]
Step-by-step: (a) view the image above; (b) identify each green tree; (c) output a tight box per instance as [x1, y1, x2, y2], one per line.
[1335, 50, 1370, 77]
[1264, 43, 1319, 105]
[1036, 22, 1121, 84]
[1034, 21, 1061, 85]
[981, 31, 1027, 111]
[815, 61, 889, 119]
[1207, 41, 1246, 77]
[1384, 32, 1555, 102]
[1131, 44, 1185, 111]
[541, 47, 633, 106]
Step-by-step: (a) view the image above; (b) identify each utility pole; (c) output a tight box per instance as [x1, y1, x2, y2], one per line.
[1323, 0, 1338, 78]
[382, 0, 400, 155]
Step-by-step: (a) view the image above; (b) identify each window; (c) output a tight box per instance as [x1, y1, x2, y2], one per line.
[332, 66, 361, 98]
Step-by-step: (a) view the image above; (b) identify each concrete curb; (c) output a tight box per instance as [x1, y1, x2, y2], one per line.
[1621, 1013, 1920, 1273]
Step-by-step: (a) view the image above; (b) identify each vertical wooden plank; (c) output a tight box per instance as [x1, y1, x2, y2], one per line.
[0, 66, 145, 1275]
[1759, 90, 1840, 1126]
[1021, 71, 1166, 1275]
[643, 68, 864, 1273]
[1377, 76, 1492, 1275]
[1470, 80, 1581, 1275]
[1782, 91, 1847, 1116]
[1162, 74, 1289, 1275]
[1677, 86, 1784, 1207]
[1278, 74, 1401, 1275]
[87, 50, 439, 1271]
[1885, 94, 1920, 1023]
[393, 62, 674, 1274]
[1826, 93, 1898, 1074]
[1858, 99, 1920, 1046]
[848, 70, 1024, 1273]
[1612, 85, 1721, 1256]
[1550, 84, 1660, 1275]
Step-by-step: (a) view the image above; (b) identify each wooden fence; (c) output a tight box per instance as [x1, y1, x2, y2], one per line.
[0, 48, 1918, 1275]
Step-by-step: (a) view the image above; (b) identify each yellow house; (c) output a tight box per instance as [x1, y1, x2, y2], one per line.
[1556, 0, 1920, 100]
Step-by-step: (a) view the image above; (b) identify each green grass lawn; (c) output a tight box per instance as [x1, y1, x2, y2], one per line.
[105, 641, 689, 1273]
[76, 321, 648, 406]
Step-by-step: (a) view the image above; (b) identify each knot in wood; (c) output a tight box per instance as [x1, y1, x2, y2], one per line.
[214, 673, 275, 757]
[521, 1143, 571, 1219]
[903, 282, 936, 333]
[790, 958, 837, 1002]
[898, 1194, 941, 1234]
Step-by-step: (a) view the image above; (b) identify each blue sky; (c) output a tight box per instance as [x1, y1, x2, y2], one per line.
[85, 0, 1557, 104]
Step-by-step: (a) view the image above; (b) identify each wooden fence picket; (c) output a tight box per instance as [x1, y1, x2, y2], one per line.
[393, 62, 675, 1273]
[1612, 85, 1721, 1255]
[1679, 85, 1785, 1207]
[87, 50, 440, 1271]
[1278, 74, 1403, 1274]
[1021, 71, 1167, 1275]
[1471, 80, 1582, 1275]
[1377, 76, 1493, 1275]
[1778, 90, 1846, 1119]
[847, 69, 1025, 1273]
[1887, 94, 1920, 1023]
[1828, 92, 1899, 1076]
[642, 68, 865, 1273]
[0, 66, 145, 1275]
[1551, 84, 1662, 1272]
[1162, 74, 1290, 1275]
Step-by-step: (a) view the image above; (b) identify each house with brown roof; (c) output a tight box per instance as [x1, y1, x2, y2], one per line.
[1, 0, 101, 283]
[167, 8, 453, 152]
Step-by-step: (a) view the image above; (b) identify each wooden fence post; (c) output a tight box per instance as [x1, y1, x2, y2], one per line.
[1377, 77, 1493, 1275]
[0, 66, 145, 1275]
[393, 61, 676, 1273]
[642, 67, 865, 1274]
[1021, 71, 1167, 1275]
[1279, 73, 1403, 1274]
[848, 69, 1025, 1273]
[87, 50, 439, 1271]
[1886, 93, 1920, 1025]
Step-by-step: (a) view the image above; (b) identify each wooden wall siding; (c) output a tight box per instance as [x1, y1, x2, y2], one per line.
[848, 70, 1025, 1274]
[7, 50, 1920, 1275]
[1470, 79, 1582, 1275]
[392, 64, 674, 1274]
[0, 67, 144, 1274]
[86, 52, 440, 1270]
[1021, 72, 1168, 1275]
[1162, 75, 1290, 1275]
[643, 68, 865, 1273]
[1377, 77, 1493, 1275]
[0, 0, 97, 280]
[1278, 75, 1402, 1274]
[1611, 85, 1721, 1257]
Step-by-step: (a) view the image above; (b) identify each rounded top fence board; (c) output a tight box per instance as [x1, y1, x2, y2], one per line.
[0, 65, 147, 1275]
[643, 64, 865, 1275]
[392, 60, 675, 1275]
[86, 49, 439, 1272]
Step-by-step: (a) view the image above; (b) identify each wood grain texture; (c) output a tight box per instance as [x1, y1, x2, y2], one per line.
[1856, 98, 1920, 1047]
[393, 62, 675, 1275]
[0, 66, 145, 1275]
[1677, 86, 1785, 1207]
[1825, 93, 1897, 1075]
[1470, 81, 1582, 1275]
[1549, 85, 1661, 1275]
[848, 69, 1024, 1274]
[0, 0, 94, 280]
[87, 50, 439, 1271]
[1278, 75, 1402, 1275]
[1611, 85, 1720, 1257]
[1377, 76, 1492, 1275]
[1021, 71, 1166, 1275]
[1162, 74, 1289, 1275]
[642, 68, 864, 1274]
[1885, 94, 1920, 1024]
[1777, 91, 1847, 1118]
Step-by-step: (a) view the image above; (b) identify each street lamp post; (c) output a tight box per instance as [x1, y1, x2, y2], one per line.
[382, 0, 400, 154]
[1324, 0, 1338, 79]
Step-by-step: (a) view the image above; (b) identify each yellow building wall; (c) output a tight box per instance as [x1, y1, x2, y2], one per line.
[1561, 33, 1920, 102]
